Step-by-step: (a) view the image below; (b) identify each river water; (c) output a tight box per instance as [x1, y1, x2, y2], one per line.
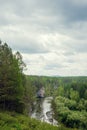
[31, 97, 58, 126]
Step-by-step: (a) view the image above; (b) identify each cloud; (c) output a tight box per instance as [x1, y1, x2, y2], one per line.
[0, 0, 87, 76]
[45, 63, 65, 70]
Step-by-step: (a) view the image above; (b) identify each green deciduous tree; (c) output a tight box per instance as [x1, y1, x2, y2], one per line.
[70, 88, 79, 102]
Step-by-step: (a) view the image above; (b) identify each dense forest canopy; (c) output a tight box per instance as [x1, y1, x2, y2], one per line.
[26, 75, 87, 130]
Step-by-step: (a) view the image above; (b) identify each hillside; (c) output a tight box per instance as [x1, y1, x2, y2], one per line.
[0, 111, 77, 130]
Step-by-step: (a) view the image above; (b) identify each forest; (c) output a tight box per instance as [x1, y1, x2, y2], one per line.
[27, 75, 87, 130]
[0, 41, 87, 130]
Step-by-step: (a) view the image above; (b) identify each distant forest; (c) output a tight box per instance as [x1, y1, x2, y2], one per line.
[26, 75, 87, 129]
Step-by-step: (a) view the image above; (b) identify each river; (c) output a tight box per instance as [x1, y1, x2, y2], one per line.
[31, 97, 58, 126]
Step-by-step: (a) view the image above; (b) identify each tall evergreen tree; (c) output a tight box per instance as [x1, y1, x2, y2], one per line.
[0, 41, 26, 113]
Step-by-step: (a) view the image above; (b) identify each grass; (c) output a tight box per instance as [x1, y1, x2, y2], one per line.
[0, 111, 77, 130]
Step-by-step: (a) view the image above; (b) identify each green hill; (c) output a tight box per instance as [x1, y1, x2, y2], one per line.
[0, 111, 77, 130]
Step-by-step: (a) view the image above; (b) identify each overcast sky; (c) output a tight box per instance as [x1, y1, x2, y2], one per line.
[0, 0, 87, 76]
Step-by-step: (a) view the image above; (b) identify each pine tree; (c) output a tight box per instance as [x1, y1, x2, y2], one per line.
[0, 41, 26, 113]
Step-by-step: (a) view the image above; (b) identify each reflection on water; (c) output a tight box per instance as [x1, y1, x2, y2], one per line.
[31, 97, 58, 126]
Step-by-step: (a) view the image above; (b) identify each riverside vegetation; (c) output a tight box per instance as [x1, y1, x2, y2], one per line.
[0, 41, 86, 130]
[26, 76, 87, 130]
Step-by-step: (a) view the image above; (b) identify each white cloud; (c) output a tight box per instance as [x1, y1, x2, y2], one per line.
[0, 0, 87, 76]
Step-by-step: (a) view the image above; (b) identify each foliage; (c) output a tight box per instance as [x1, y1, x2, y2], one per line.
[0, 111, 77, 130]
[25, 75, 87, 129]
[0, 42, 25, 113]
[0, 41, 87, 130]
[53, 96, 87, 129]
[23, 76, 36, 114]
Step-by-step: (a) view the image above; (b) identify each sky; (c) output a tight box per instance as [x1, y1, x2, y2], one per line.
[0, 0, 87, 76]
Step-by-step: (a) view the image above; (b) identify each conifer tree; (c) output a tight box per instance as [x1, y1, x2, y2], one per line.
[0, 41, 26, 113]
